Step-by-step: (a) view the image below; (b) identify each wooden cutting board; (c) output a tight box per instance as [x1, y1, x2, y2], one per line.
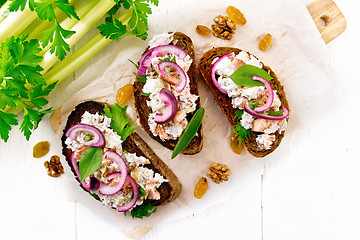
[123, 0, 346, 238]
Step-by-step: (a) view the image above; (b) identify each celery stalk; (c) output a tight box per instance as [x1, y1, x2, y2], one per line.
[0, 1, 11, 23]
[40, 0, 116, 73]
[44, 9, 133, 85]
[0, 6, 37, 43]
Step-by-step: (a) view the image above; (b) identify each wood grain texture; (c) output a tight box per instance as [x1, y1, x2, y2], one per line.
[307, 0, 347, 43]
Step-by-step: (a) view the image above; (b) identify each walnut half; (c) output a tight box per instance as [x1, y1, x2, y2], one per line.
[207, 162, 231, 184]
[44, 155, 64, 177]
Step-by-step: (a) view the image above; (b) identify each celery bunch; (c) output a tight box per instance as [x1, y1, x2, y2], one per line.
[0, 0, 159, 142]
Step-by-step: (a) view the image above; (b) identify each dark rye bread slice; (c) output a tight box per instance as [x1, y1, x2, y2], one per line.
[199, 47, 289, 157]
[61, 101, 182, 207]
[133, 32, 203, 154]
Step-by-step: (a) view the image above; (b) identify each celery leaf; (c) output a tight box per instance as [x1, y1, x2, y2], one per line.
[233, 110, 252, 146]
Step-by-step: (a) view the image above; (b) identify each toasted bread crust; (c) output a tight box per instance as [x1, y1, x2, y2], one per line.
[199, 47, 289, 157]
[133, 32, 203, 154]
[61, 101, 182, 207]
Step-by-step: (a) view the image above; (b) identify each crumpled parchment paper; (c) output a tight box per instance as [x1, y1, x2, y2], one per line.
[49, 0, 336, 232]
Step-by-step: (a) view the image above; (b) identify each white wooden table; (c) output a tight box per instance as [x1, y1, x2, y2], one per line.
[1, 0, 359, 239]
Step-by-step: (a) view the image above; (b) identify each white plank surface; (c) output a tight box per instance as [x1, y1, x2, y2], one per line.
[1, 0, 359, 239]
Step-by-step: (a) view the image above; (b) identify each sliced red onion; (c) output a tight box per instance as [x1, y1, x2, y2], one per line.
[99, 172, 125, 195]
[252, 75, 274, 113]
[211, 53, 233, 94]
[137, 45, 187, 76]
[98, 151, 128, 195]
[117, 175, 139, 212]
[158, 61, 187, 92]
[90, 176, 100, 191]
[244, 105, 289, 120]
[65, 124, 105, 148]
[154, 88, 178, 123]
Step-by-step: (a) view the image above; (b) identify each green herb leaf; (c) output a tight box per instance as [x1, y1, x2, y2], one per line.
[40, 20, 76, 60]
[171, 107, 204, 159]
[79, 147, 103, 182]
[248, 100, 259, 110]
[229, 65, 273, 87]
[0, 110, 18, 142]
[129, 200, 157, 219]
[83, 134, 92, 142]
[141, 93, 150, 97]
[8, 0, 27, 12]
[103, 103, 136, 141]
[267, 109, 283, 116]
[97, 17, 127, 40]
[0, 35, 57, 142]
[159, 56, 176, 63]
[233, 110, 252, 146]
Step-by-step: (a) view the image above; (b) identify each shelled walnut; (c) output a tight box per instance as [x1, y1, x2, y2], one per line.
[207, 162, 231, 184]
[212, 15, 236, 40]
[44, 155, 64, 177]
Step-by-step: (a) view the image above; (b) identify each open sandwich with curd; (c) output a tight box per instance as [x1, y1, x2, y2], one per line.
[61, 101, 182, 219]
[199, 47, 289, 157]
[133, 32, 203, 155]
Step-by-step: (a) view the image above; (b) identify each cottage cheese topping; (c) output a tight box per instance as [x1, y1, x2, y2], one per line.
[213, 51, 288, 150]
[148, 32, 175, 49]
[65, 112, 168, 211]
[142, 34, 199, 141]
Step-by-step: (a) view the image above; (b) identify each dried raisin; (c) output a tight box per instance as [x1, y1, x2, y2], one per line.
[226, 6, 247, 25]
[194, 177, 208, 199]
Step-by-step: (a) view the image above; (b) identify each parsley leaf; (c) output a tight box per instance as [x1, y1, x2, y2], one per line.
[130, 200, 157, 219]
[40, 20, 76, 60]
[0, 35, 57, 142]
[233, 110, 252, 146]
[98, 0, 159, 41]
[97, 17, 127, 40]
[0, 110, 18, 142]
[103, 103, 136, 141]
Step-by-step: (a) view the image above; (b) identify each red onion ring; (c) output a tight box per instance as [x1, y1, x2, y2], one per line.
[99, 172, 125, 195]
[65, 124, 105, 148]
[158, 61, 187, 92]
[99, 151, 128, 195]
[252, 75, 274, 113]
[137, 45, 187, 76]
[154, 88, 178, 123]
[210, 53, 233, 94]
[117, 175, 139, 212]
[244, 105, 289, 120]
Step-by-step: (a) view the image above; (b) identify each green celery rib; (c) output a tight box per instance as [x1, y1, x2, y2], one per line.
[0, 1, 11, 23]
[44, 9, 133, 85]
[0, 5, 37, 43]
[40, 0, 116, 73]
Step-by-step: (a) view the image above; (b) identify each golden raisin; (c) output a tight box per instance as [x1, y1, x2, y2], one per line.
[226, 6, 247, 25]
[196, 25, 211, 35]
[33, 141, 50, 158]
[259, 33, 272, 51]
[230, 132, 243, 154]
[194, 177, 208, 199]
[116, 84, 133, 105]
